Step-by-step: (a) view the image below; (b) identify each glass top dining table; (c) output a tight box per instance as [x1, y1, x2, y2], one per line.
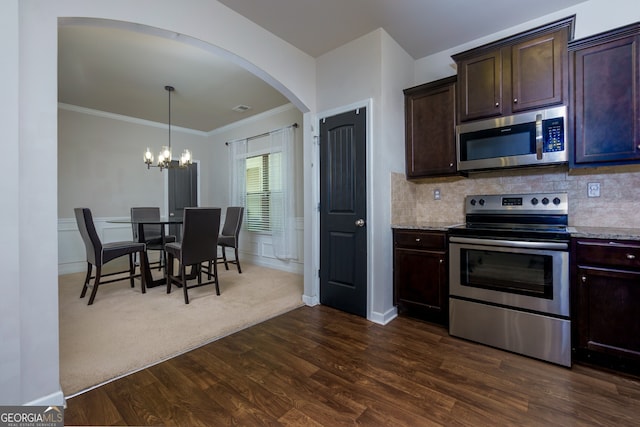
[108, 218, 184, 288]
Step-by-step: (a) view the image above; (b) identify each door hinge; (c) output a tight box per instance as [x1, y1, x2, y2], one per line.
[356, 108, 360, 115]
[317, 202, 321, 212]
[318, 269, 321, 278]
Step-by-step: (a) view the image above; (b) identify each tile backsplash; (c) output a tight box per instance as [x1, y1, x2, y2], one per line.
[391, 165, 640, 228]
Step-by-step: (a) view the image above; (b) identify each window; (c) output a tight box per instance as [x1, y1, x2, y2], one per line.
[228, 125, 297, 260]
[245, 152, 282, 232]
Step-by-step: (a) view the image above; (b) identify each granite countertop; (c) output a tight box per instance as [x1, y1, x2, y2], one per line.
[391, 222, 464, 231]
[393, 223, 640, 240]
[568, 226, 640, 241]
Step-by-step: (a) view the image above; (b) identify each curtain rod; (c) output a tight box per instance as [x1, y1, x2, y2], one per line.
[225, 122, 298, 146]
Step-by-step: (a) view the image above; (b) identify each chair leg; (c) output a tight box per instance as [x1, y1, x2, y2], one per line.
[129, 253, 136, 288]
[214, 260, 220, 295]
[87, 266, 102, 305]
[182, 265, 189, 304]
[234, 247, 242, 274]
[138, 250, 146, 294]
[166, 253, 174, 294]
[80, 262, 92, 298]
[222, 247, 229, 270]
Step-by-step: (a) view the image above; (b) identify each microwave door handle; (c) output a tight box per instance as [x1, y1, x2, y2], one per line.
[535, 113, 543, 160]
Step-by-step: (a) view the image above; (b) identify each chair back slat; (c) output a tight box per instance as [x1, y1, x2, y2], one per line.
[180, 208, 221, 266]
[74, 207, 102, 265]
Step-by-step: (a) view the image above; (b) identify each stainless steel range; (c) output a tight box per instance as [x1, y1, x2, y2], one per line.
[448, 192, 571, 367]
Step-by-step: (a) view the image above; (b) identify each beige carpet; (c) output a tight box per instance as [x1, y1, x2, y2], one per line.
[58, 262, 304, 397]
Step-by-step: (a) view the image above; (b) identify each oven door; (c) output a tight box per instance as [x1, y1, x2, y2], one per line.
[449, 236, 569, 317]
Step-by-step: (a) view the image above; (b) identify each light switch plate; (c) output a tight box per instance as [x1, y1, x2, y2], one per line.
[588, 182, 600, 198]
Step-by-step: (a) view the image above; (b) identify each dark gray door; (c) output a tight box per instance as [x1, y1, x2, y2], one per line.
[319, 108, 367, 317]
[168, 161, 198, 240]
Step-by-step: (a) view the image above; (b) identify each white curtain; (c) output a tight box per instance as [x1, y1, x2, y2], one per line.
[270, 126, 297, 260]
[228, 139, 247, 207]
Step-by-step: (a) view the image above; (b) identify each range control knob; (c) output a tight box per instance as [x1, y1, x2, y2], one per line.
[478, 199, 485, 206]
[470, 199, 476, 206]
[553, 197, 561, 205]
[531, 197, 539, 205]
[542, 197, 550, 205]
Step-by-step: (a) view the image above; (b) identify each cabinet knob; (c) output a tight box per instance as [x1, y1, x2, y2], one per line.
[495, 102, 499, 107]
[439, 259, 444, 264]
[581, 275, 587, 283]
[626, 253, 636, 260]
[513, 98, 518, 103]
[449, 162, 454, 167]
[415, 238, 421, 242]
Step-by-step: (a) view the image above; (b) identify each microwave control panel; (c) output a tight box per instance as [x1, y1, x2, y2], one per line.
[543, 118, 564, 152]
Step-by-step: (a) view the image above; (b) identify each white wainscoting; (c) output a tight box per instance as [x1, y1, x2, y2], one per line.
[58, 216, 304, 276]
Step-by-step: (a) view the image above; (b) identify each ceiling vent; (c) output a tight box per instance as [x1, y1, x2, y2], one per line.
[232, 104, 252, 112]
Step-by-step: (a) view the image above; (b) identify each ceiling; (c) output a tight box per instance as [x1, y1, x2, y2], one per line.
[58, 0, 587, 133]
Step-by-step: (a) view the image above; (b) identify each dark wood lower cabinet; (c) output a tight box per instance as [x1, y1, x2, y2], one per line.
[393, 229, 448, 325]
[572, 238, 640, 376]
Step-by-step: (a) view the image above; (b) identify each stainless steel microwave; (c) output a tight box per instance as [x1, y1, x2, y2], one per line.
[456, 106, 567, 172]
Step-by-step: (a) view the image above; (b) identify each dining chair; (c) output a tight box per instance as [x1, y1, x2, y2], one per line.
[217, 206, 244, 273]
[74, 207, 147, 305]
[130, 207, 176, 271]
[165, 207, 221, 304]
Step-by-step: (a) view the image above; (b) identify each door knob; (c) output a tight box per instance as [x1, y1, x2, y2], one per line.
[355, 218, 365, 227]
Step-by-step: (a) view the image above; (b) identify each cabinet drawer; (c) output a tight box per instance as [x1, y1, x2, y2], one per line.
[576, 239, 640, 270]
[393, 230, 446, 250]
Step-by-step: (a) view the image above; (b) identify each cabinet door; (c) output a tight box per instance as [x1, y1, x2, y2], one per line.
[394, 247, 447, 324]
[405, 79, 457, 177]
[457, 50, 503, 121]
[511, 30, 566, 112]
[576, 266, 640, 362]
[573, 32, 640, 166]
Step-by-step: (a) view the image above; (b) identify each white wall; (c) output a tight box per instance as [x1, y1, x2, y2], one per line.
[0, 0, 22, 406]
[58, 106, 209, 217]
[316, 29, 414, 324]
[10, 0, 316, 406]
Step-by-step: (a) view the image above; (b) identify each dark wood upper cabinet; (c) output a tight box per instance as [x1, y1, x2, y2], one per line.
[455, 50, 503, 120]
[569, 22, 640, 167]
[454, 16, 573, 122]
[403, 76, 457, 178]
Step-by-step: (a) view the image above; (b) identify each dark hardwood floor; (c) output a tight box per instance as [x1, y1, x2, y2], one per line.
[65, 305, 640, 426]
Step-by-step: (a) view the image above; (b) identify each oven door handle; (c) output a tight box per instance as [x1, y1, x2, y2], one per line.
[449, 236, 568, 250]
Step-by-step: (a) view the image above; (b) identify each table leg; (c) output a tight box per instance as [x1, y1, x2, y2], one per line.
[139, 222, 166, 288]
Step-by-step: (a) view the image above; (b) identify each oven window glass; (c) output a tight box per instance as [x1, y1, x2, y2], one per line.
[460, 248, 553, 299]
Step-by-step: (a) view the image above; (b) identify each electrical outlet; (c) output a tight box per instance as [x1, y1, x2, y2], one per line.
[434, 189, 441, 200]
[588, 182, 600, 198]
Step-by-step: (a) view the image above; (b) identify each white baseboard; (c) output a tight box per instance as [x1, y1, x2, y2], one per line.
[24, 388, 66, 406]
[369, 306, 398, 325]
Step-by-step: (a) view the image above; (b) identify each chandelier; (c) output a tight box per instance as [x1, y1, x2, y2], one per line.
[144, 85, 192, 171]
